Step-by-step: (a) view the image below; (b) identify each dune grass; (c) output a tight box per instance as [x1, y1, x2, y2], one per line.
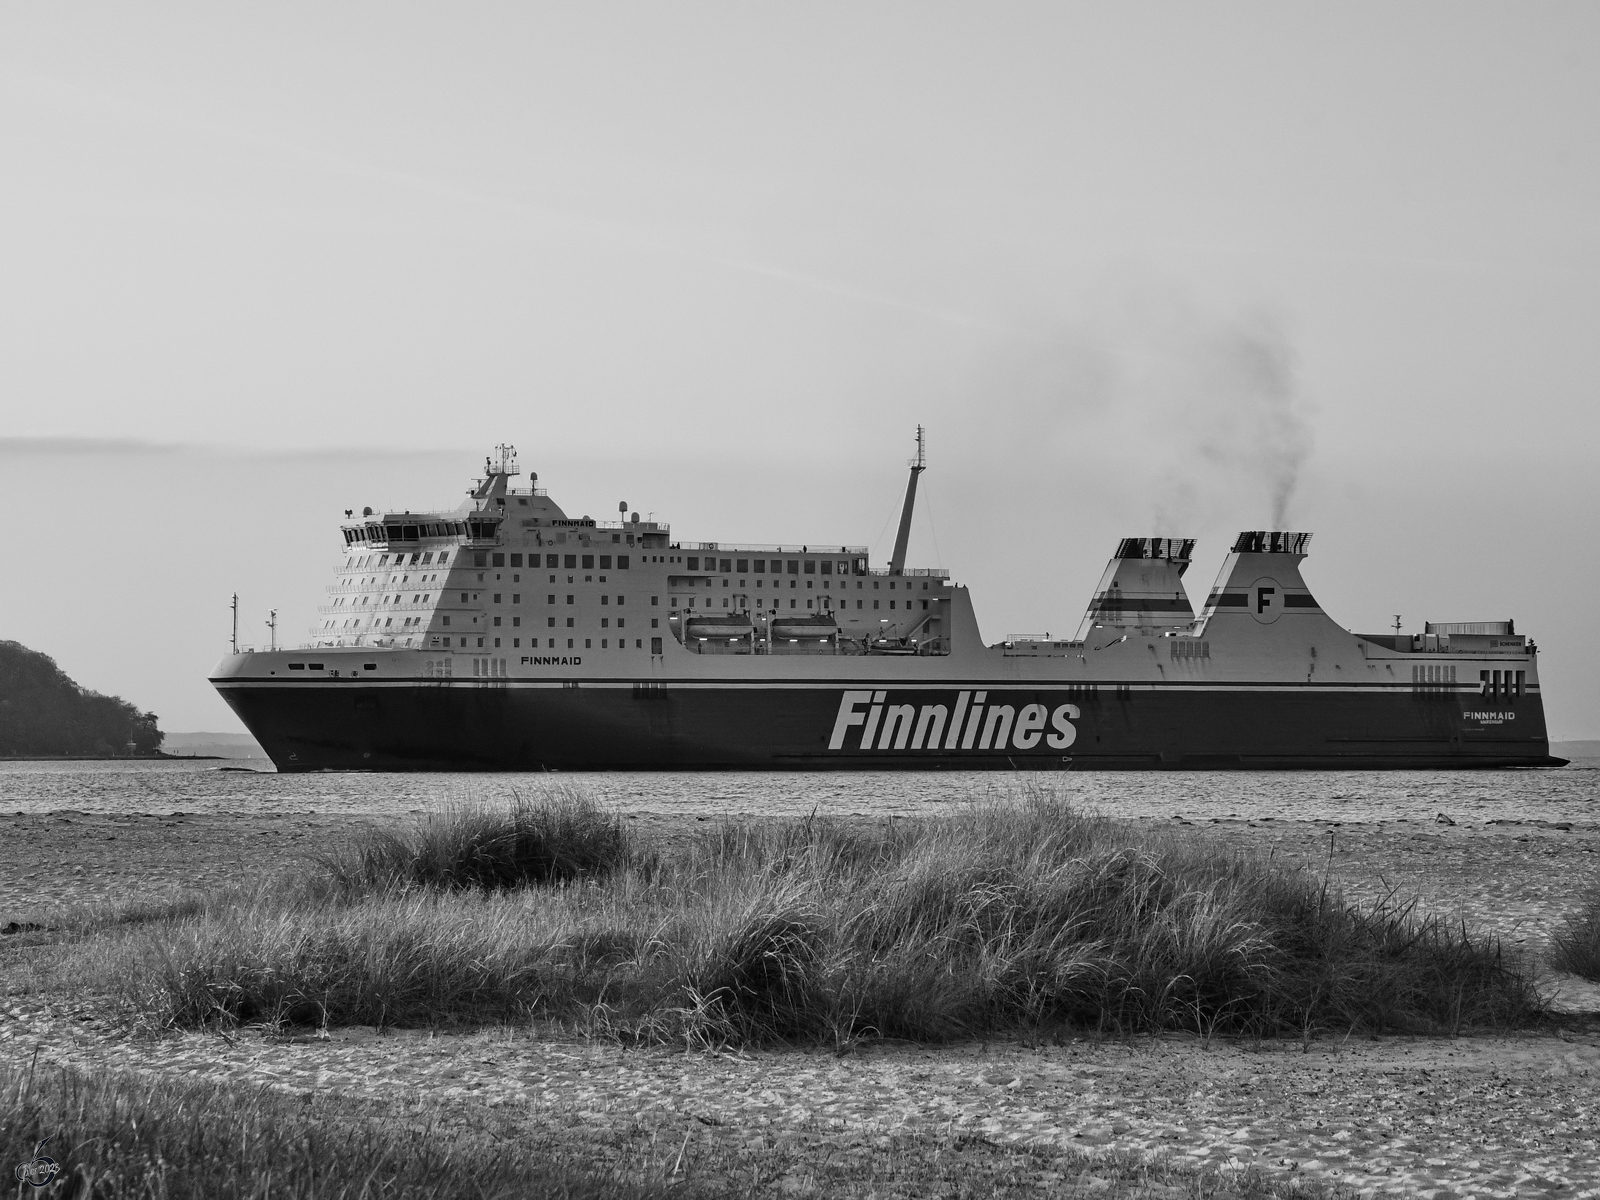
[47, 787, 1540, 1044]
[0, 1060, 1351, 1200]
[0, 1059, 663, 1199]
[1549, 884, 1600, 981]
[313, 790, 633, 895]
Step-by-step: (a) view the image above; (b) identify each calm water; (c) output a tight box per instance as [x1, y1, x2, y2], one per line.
[1, 759, 1596, 824]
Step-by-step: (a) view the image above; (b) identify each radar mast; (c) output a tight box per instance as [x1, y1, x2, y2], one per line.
[888, 425, 926, 576]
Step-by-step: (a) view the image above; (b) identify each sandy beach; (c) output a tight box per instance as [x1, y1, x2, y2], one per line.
[4, 808, 1599, 1196]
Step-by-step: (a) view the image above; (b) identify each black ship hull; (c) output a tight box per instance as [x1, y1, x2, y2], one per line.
[218, 679, 1562, 771]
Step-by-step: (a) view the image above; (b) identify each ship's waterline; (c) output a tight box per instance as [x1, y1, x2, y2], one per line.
[212, 439, 1561, 772]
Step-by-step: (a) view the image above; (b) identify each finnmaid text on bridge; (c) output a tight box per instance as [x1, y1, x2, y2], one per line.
[212, 434, 1561, 770]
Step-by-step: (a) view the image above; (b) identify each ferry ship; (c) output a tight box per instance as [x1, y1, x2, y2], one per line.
[211, 439, 1562, 771]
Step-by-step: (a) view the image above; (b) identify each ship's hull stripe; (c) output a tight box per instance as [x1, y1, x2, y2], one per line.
[212, 678, 1537, 695]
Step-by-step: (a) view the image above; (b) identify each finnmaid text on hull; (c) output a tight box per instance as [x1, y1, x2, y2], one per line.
[211, 438, 1563, 771]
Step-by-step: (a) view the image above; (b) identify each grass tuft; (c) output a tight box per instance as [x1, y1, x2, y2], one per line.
[1549, 884, 1600, 981]
[316, 786, 632, 894]
[687, 891, 828, 1043]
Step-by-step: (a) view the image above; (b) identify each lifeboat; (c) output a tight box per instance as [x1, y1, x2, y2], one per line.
[770, 615, 838, 641]
[686, 615, 754, 640]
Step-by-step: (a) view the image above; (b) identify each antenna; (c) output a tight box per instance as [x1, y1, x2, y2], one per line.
[1393, 615, 1402, 636]
[267, 609, 278, 652]
[231, 593, 238, 654]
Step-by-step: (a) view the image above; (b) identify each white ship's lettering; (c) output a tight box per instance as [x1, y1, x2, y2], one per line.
[946, 691, 970, 749]
[828, 690, 874, 749]
[830, 692, 1079, 752]
[549, 519, 596, 527]
[1462, 710, 1514, 721]
[1048, 704, 1079, 748]
[961, 691, 988, 749]
[521, 656, 582, 666]
[860, 691, 887, 747]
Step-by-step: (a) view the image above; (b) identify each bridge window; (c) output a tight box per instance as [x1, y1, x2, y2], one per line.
[754, 560, 765, 573]
[600, 555, 611, 569]
[617, 556, 629, 569]
[510, 554, 522, 567]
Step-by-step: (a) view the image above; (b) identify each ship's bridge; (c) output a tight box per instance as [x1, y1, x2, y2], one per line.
[341, 512, 506, 549]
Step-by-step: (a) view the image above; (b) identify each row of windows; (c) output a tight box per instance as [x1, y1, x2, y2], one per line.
[671, 597, 928, 611]
[461, 592, 655, 607]
[344, 521, 479, 546]
[344, 550, 451, 570]
[681, 577, 926, 593]
[476, 552, 631, 570]
[331, 592, 433, 608]
[433, 636, 653, 651]
[495, 615, 661, 629]
[687, 556, 864, 576]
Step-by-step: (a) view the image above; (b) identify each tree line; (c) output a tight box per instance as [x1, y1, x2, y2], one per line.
[0, 640, 164, 756]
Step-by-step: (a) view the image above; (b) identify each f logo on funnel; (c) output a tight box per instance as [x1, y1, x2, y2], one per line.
[1250, 578, 1283, 624]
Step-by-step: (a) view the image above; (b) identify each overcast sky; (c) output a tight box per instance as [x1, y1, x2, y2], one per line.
[2, 3, 1597, 738]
